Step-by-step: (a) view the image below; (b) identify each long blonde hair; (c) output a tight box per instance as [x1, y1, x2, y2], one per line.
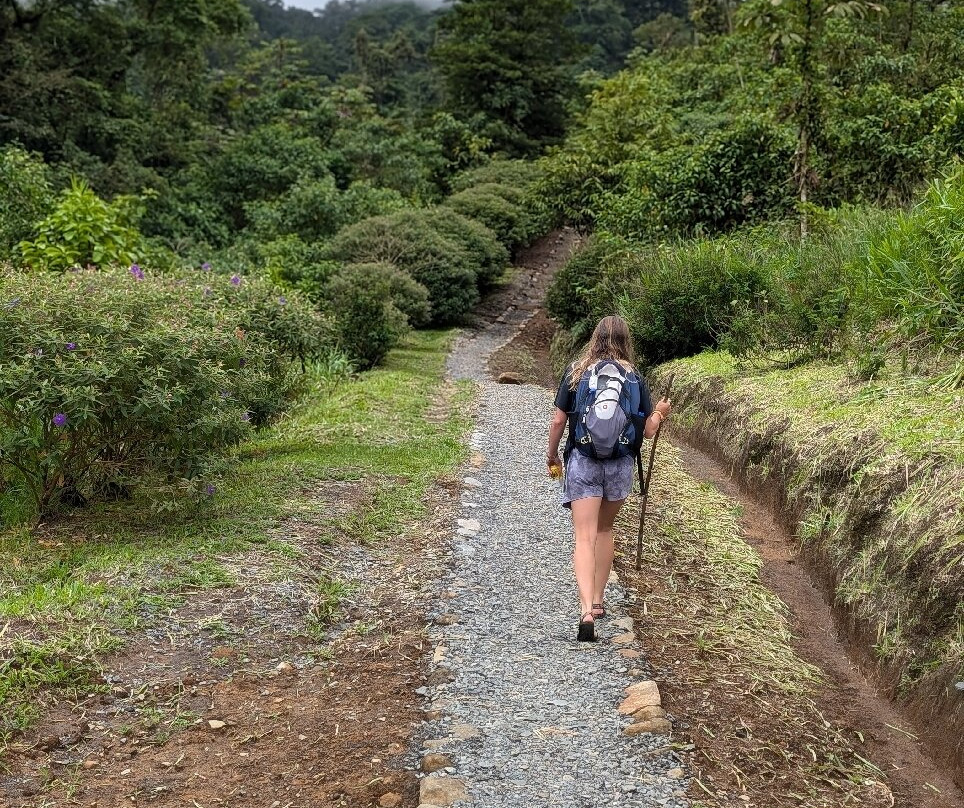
[569, 315, 636, 389]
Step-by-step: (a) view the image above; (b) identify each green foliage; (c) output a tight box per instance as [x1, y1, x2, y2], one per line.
[0, 146, 53, 254]
[0, 266, 327, 519]
[545, 235, 617, 332]
[609, 238, 771, 366]
[257, 235, 342, 301]
[16, 179, 150, 271]
[418, 209, 509, 288]
[323, 210, 481, 325]
[324, 262, 429, 369]
[450, 159, 545, 193]
[432, 0, 581, 155]
[444, 184, 536, 251]
[596, 118, 796, 239]
[543, 3, 964, 235]
[859, 166, 964, 356]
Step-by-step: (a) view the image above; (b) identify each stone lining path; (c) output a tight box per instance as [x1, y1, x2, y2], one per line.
[414, 370, 690, 805]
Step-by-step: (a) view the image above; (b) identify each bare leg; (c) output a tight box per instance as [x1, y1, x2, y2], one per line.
[593, 497, 626, 611]
[571, 497, 603, 619]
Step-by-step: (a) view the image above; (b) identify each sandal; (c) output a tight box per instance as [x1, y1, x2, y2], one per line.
[591, 602, 607, 619]
[577, 612, 596, 642]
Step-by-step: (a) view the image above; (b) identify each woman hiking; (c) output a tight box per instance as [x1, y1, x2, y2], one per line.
[546, 315, 671, 641]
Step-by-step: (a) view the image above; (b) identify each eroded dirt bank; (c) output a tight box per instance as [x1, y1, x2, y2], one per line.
[672, 436, 964, 807]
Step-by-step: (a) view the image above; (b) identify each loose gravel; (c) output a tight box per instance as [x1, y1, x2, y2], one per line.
[421, 381, 690, 807]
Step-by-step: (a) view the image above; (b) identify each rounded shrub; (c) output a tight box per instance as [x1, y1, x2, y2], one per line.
[323, 211, 480, 325]
[450, 159, 544, 193]
[444, 184, 534, 251]
[419, 209, 509, 288]
[324, 262, 422, 370]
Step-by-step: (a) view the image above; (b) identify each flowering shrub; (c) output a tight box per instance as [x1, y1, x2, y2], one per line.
[0, 266, 329, 518]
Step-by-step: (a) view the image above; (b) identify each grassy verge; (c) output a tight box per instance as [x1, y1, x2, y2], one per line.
[654, 352, 964, 774]
[0, 329, 471, 755]
[616, 444, 875, 806]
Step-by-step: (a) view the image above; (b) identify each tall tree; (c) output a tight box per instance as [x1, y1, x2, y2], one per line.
[741, 0, 883, 236]
[431, 0, 580, 155]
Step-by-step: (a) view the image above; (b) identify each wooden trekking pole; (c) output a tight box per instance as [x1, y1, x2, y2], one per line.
[635, 373, 675, 570]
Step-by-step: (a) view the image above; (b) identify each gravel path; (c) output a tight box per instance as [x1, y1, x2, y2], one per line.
[421, 378, 690, 806]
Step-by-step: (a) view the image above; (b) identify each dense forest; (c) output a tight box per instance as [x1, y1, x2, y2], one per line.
[1, 0, 963, 519]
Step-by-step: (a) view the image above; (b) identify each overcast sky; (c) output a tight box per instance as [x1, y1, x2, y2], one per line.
[283, 0, 446, 9]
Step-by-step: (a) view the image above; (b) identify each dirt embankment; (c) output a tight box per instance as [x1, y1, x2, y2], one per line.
[654, 364, 964, 792]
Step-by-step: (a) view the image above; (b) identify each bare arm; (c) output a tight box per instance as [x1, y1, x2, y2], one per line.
[547, 407, 568, 466]
[643, 398, 672, 439]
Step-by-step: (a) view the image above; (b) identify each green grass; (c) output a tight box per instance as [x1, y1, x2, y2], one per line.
[0, 329, 471, 751]
[674, 351, 964, 462]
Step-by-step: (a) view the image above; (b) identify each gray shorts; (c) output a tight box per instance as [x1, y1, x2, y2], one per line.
[562, 452, 635, 509]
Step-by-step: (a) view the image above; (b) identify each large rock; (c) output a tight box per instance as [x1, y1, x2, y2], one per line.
[618, 680, 661, 715]
[497, 372, 523, 384]
[623, 717, 672, 736]
[419, 776, 468, 806]
[630, 705, 666, 722]
[421, 753, 453, 773]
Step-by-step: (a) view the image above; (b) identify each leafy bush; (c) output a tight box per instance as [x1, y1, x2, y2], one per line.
[444, 184, 535, 251]
[614, 239, 771, 366]
[859, 166, 964, 356]
[596, 118, 796, 240]
[419, 209, 509, 288]
[545, 235, 619, 333]
[16, 178, 149, 271]
[324, 262, 425, 369]
[244, 176, 409, 243]
[0, 267, 328, 519]
[254, 235, 342, 302]
[323, 211, 480, 325]
[449, 159, 544, 192]
[0, 146, 54, 254]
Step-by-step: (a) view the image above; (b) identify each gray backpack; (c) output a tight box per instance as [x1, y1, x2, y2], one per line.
[572, 361, 640, 460]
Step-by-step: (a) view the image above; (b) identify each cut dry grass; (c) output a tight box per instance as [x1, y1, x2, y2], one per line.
[617, 444, 887, 807]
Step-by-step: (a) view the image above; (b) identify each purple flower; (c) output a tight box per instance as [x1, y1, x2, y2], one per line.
[240, 411, 251, 422]
[219, 390, 229, 399]
[33, 348, 43, 358]
[278, 295, 287, 305]
[230, 274, 242, 287]
[53, 413, 67, 428]
[204, 483, 216, 496]
[203, 286, 212, 298]
[129, 264, 145, 280]
[66, 342, 77, 351]
[201, 262, 212, 271]
[238, 358, 246, 367]
[4, 297, 20, 309]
